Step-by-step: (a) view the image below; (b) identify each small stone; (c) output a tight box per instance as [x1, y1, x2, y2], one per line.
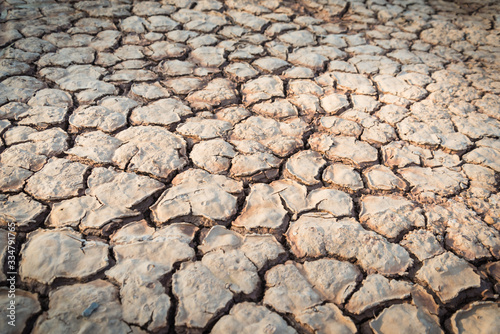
[416, 252, 481, 304]
[212, 302, 297, 334]
[25, 158, 88, 201]
[370, 304, 443, 334]
[19, 228, 109, 285]
[346, 274, 413, 315]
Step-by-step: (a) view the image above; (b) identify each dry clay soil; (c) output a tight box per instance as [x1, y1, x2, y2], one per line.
[0, 0, 500, 333]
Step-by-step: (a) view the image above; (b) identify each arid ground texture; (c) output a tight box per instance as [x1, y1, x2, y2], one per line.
[0, 0, 499, 333]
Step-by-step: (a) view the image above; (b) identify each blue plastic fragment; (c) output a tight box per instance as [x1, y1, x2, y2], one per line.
[82, 302, 99, 317]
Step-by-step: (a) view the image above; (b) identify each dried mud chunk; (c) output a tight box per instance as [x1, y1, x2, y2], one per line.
[296, 304, 357, 334]
[0, 165, 33, 192]
[370, 304, 443, 334]
[286, 214, 412, 275]
[191, 139, 236, 174]
[224, 62, 259, 82]
[264, 263, 322, 314]
[322, 163, 364, 191]
[177, 118, 232, 140]
[230, 151, 281, 181]
[331, 72, 376, 95]
[66, 131, 122, 165]
[463, 146, 500, 172]
[111, 223, 196, 282]
[173, 261, 233, 329]
[302, 259, 361, 305]
[49, 168, 164, 234]
[252, 99, 298, 121]
[449, 302, 500, 334]
[278, 30, 316, 47]
[0, 288, 41, 334]
[120, 278, 171, 332]
[425, 202, 500, 261]
[191, 46, 225, 67]
[241, 75, 284, 105]
[284, 150, 326, 186]
[25, 158, 89, 201]
[69, 106, 126, 133]
[130, 98, 191, 127]
[199, 226, 286, 271]
[399, 167, 468, 197]
[400, 230, 444, 261]
[201, 249, 259, 295]
[113, 126, 187, 180]
[212, 302, 297, 334]
[309, 133, 378, 168]
[19, 228, 109, 285]
[416, 252, 481, 304]
[151, 169, 243, 225]
[374, 74, 427, 101]
[32, 280, 132, 334]
[359, 195, 425, 239]
[186, 78, 238, 111]
[0, 127, 68, 172]
[231, 116, 308, 158]
[363, 165, 407, 191]
[346, 274, 413, 315]
[232, 183, 288, 232]
[0, 193, 46, 231]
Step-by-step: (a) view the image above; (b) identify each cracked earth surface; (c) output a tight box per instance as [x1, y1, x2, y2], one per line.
[0, 0, 500, 333]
